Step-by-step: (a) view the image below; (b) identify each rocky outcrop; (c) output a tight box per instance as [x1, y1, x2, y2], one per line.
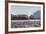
[11, 10, 40, 20]
[11, 14, 28, 20]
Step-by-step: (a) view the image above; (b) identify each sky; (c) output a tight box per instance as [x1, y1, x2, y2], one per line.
[11, 5, 41, 16]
